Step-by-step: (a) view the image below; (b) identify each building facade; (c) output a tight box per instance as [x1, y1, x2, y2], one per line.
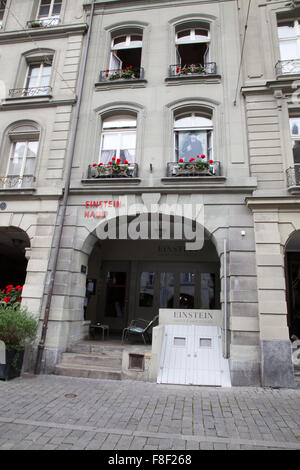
[0, 0, 299, 387]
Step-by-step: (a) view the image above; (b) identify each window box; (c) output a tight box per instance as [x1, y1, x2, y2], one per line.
[275, 59, 300, 76]
[169, 62, 217, 77]
[0, 176, 36, 189]
[27, 17, 61, 28]
[167, 161, 220, 177]
[88, 163, 138, 179]
[99, 67, 144, 82]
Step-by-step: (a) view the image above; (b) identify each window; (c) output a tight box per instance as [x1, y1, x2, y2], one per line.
[174, 112, 213, 162]
[99, 115, 137, 164]
[109, 32, 143, 78]
[37, 0, 62, 25]
[277, 19, 300, 73]
[175, 25, 210, 67]
[290, 117, 300, 163]
[0, 0, 6, 29]
[3, 123, 40, 189]
[24, 61, 52, 95]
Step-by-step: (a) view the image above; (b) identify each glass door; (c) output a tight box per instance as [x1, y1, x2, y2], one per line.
[99, 261, 130, 331]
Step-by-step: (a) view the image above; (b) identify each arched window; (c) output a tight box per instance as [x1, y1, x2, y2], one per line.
[99, 114, 137, 164]
[175, 23, 210, 68]
[174, 111, 213, 162]
[1, 122, 40, 189]
[109, 30, 143, 78]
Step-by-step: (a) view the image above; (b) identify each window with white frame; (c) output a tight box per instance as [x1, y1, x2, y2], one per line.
[99, 115, 137, 164]
[109, 32, 143, 77]
[277, 19, 300, 72]
[4, 124, 40, 189]
[175, 25, 210, 68]
[24, 60, 52, 96]
[0, 0, 7, 29]
[174, 112, 213, 162]
[37, 0, 62, 25]
[290, 116, 300, 163]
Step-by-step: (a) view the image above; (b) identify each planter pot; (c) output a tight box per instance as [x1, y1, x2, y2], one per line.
[0, 349, 24, 381]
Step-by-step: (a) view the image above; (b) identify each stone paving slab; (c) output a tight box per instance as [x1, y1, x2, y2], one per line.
[0, 375, 299, 450]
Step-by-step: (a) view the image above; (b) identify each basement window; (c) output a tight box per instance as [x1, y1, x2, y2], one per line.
[129, 353, 145, 371]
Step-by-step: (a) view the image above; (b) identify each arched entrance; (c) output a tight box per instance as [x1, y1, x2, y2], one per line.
[0, 227, 30, 289]
[84, 230, 221, 336]
[285, 231, 300, 339]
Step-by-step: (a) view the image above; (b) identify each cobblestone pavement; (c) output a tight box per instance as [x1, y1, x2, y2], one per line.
[0, 374, 300, 450]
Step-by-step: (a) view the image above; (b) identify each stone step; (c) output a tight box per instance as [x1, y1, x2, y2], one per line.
[54, 363, 122, 380]
[60, 352, 122, 368]
[68, 342, 124, 355]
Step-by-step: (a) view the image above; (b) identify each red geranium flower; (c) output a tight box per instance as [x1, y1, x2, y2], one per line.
[124, 160, 129, 164]
[189, 157, 195, 162]
[106, 69, 109, 72]
[108, 161, 112, 165]
[201, 154, 206, 159]
[92, 163, 97, 167]
[3, 296, 10, 303]
[209, 160, 214, 164]
[178, 158, 184, 163]
[98, 163, 103, 166]
[116, 158, 121, 164]
[111, 157, 116, 161]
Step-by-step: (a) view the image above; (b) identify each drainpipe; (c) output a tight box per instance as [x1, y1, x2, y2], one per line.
[34, 0, 96, 375]
[223, 239, 228, 358]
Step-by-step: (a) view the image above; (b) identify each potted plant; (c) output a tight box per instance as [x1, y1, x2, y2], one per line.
[0, 285, 38, 380]
[92, 158, 132, 178]
[30, 21, 43, 28]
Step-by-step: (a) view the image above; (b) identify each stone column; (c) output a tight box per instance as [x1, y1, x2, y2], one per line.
[253, 209, 295, 388]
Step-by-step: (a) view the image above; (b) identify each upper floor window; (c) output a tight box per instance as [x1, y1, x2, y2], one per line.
[174, 112, 213, 162]
[290, 117, 300, 163]
[99, 115, 137, 164]
[277, 19, 300, 73]
[0, 0, 6, 29]
[2, 123, 40, 189]
[37, 0, 62, 26]
[25, 61, 52, 94]
[109, 31, 143, 79]
[175, 25, 210, 67]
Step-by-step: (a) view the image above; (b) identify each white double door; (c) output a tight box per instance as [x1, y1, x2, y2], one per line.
[158, 325, 231, 387]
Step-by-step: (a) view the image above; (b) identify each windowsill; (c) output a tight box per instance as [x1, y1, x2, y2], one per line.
[81, 178, 141, 185]
[161, 176, 226, 184]
[95, 79, 147, 91]
[5, 94, 52, 101]
[0, 23, 88, 41]
[165, 74, 221, 85]
[0, 187, 36, 194]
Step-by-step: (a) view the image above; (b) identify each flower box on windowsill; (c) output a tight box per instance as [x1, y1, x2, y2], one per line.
[167, 159, 220, 177]
[88, 162, 138, 179]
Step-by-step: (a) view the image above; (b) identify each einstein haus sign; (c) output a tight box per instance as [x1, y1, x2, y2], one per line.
[159, 308, 222, 326]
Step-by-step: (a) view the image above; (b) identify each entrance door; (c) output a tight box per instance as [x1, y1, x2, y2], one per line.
[134, 261, 219, 322]
[286, 252, 300, 338]
[158, 325, 231, 387]
[99, 261, 130, 331]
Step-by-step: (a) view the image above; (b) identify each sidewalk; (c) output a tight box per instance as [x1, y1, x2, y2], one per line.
[0, 374, 300, 450]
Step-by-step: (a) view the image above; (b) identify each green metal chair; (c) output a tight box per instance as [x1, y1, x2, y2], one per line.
[122, 315, 159, 344]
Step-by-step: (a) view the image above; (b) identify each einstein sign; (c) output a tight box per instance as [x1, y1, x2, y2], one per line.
[159, 309, 222, 326]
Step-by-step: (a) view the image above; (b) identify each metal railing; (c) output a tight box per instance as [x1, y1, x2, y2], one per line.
[0, 176, 35, 189]
[9, 86, 52, 98]
[169, 62, 217, 77]
[287, 165, 300, 187]
[99, 67, 144, 82]
[27, 17, 61, 28]
[87, 163, 138, 179]
[275, 60, 300, 75]
[167, 161, 220, 177]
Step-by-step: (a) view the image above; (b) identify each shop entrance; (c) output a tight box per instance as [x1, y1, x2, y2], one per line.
[90, 240, 220, 334]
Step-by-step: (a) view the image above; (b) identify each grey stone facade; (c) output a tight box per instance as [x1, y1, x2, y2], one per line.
[0, 0, 298, 387]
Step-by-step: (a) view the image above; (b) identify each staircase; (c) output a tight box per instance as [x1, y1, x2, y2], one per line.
[54, 341, 124, 380]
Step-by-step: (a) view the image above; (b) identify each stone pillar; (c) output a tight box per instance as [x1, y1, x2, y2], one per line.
[253, 210, 295, 388]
